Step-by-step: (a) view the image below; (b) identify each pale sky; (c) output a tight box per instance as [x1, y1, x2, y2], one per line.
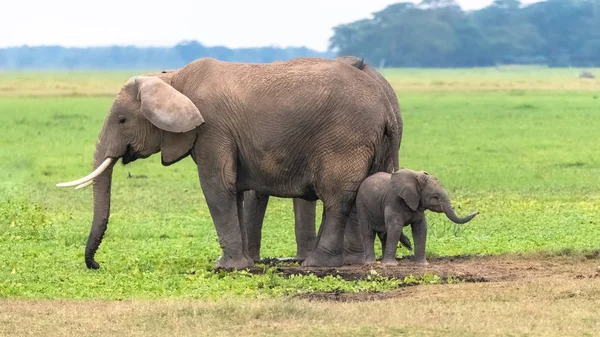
[2, 0, 542, 51]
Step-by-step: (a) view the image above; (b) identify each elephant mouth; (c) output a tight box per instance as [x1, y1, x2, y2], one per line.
[121, 145, 150, 165]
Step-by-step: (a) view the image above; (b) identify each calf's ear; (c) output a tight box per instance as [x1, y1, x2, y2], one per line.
[390, 169, 426, 211]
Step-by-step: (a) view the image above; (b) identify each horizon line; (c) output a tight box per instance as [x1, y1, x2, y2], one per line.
[0, 41, 331, 52]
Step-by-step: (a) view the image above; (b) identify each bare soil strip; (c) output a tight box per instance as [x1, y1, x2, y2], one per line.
[2, 253, 600, 336]
[249, 252, 600, 302]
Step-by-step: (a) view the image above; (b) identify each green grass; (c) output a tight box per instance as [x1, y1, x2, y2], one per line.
[381, 66, 600, 92]
[1, 68, 600, 300]
[2, 66, 599, 96]
[0, 71, 143, 97]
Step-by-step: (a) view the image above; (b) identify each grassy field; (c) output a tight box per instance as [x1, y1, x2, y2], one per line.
[1, 67, 600, 335]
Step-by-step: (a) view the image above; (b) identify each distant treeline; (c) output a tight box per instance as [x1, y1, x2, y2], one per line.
[2, 0, 599, 70]
[329, 0, 600, 67]
[0, 41, 334, 70]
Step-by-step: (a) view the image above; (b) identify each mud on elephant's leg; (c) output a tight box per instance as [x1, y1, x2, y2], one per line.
[243, 190, 270, 262]
[293, 198, 317, 261]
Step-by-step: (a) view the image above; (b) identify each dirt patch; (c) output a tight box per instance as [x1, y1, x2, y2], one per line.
[294, 289, 401, 302]
[4, 276, 600, 337]
[246, 253, 600, 302]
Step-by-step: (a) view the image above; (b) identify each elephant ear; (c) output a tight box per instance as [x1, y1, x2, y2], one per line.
[134, 76, 205, 165]
[160, 131, 197, 166]
[135, 76, 205, 133]
[390, 169, 425, 211]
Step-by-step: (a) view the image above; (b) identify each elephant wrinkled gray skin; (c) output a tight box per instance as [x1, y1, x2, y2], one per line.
[244, 56, 403, 264]
[56, 57, 401, 270]
[356, 169, 478, 266]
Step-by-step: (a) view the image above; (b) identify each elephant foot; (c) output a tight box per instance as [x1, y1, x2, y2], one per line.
[294, 250, 312, 262]
[215, 255, 254, 270]
[301, 250, 344, 267]
[250, 254, 261, 263]
[381, 258, 399, 266]
[364, 256, 376, 265]
[85, 256, 101, 270]
[414, 259, 429, 266]
[342, 252, 366, 265]
[294, 255, 307, 262]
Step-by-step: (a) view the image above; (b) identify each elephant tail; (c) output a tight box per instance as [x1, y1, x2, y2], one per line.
[351, 58, 367, 71]
[369, 119, 400, 175]
[399, 232, 412, 251]
[337, 55, 401, 173]
[368, 131, 396, 176]
[337, 55, 367, 71]
[389, 123, 400, 172]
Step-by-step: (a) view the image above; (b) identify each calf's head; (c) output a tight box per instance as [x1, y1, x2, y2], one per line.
[390, 169, 478, 224]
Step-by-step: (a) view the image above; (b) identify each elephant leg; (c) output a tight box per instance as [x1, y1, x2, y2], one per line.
[357, 201, 376, 264]
[361, 223, 377, 265]
[202, 189, 253, 269]
[293, 198, 317, 261]
[237, 192, 249, 264]
[363, 230, 377, 264]
[302, 204, 348, 267]
[313, 209, 326, 252]
[411, 218, 429, 265]
[244, 190, 270, 262]
[303, 181, 364, 267]
[382, 215, 403, 266]
[197, 154, 253, 270]
[377, 232, 387, 258]
[302, 159, 369, 267]
[342, 206, 366, 265]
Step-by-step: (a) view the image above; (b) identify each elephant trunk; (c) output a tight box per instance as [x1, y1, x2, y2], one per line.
[84, 151, 115, 269]
[442, 200, 478, 224]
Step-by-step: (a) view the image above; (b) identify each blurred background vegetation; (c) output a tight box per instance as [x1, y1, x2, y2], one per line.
[2, 0, 599, 70]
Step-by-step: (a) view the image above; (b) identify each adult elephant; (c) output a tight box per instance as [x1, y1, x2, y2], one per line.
[56, 57, 400, 269]
[244, 56, 403, 263]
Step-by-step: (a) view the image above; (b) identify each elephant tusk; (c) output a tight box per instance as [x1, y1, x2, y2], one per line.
[56, 158, 113, 187]
[75, 180, 94, 190]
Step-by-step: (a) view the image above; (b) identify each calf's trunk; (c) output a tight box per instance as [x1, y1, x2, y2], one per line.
[442, 200, 478, 224]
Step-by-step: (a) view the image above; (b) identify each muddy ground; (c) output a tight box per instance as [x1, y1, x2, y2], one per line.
[246, 251, 600, 302]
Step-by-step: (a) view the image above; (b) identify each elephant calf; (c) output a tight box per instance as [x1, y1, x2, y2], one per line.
[356, 169, 478, 266]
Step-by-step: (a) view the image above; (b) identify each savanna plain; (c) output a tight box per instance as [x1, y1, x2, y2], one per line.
[1, 66, 599, 336]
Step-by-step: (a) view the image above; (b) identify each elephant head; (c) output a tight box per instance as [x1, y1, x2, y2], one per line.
[56, 74, 205, 269]
[390, 169, 478, 224]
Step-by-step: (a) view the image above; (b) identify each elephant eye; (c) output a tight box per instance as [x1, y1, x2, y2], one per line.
[432, 195, 439, 200]
[118, 116, 127, 124]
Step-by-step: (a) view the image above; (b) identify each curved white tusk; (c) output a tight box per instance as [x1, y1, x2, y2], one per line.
[56, 158, 113, 187]
[75, 180, 94, 190]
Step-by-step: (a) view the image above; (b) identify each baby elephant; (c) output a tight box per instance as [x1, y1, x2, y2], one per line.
[356, 169, 478, 266]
